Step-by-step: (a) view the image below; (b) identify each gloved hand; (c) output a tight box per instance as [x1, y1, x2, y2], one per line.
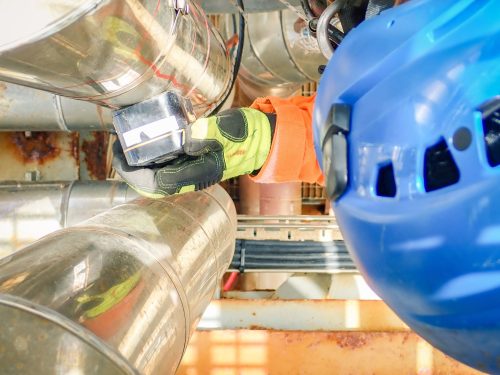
[113, 108, 275, 198]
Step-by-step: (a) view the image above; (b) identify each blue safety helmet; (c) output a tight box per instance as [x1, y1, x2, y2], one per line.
[313, 0, 500, 372]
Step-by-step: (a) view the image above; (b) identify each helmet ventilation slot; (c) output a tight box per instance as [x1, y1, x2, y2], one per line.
[482, 104, 500, 167]
[376, 163, 397, 197]
[424, 138, 460, 192]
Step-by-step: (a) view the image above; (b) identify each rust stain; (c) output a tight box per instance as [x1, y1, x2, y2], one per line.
[82, 131, 109, 180]
[332, 332, 369, 349]
[283, 332, 304, 344]
[248, 324, 266, 330]
[69, 132, 80, 164]
[402, 331, 411, 344]
[180, 330, 485, 375]
[8, 132, 61, 164]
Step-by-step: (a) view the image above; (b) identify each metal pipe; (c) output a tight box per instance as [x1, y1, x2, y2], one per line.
[0, 82, 113, 131]
[0, 181, 338, 258]
[0, 1, 231, 115]
[201, 0, 301, 14]
[259, 182, 302, 215]
[0, 181, 138, 257]
[0, 182, 349, 274]
[238, 175, 260, 215]
[0, 185, 237, 374]
[220, 9, 327, 98]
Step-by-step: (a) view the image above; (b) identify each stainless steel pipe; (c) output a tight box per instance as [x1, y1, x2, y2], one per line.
[0, 0, 231, 115]
[0, 181, 138, 256]
[221, 9, 327, 98]
[0, 82, 113, 131]
[0, 185, 237, 374]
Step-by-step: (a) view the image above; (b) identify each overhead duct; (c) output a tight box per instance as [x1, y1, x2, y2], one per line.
[0, 0, 231, 115]
[0, 185, 237, 374]
[221, 9, 328, 98]
[0, 82, 113, 131]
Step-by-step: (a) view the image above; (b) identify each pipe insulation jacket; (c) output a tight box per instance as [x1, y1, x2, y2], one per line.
[0, 181, 138, 256]
[0, 182, 354, 274]
[0, 185, 237, 375]
[219, 9, 327, 98]
[0, 82, 113, 131]
[0, 1, 231, 115]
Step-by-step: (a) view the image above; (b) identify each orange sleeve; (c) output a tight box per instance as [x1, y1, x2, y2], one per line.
[250, 94, 325, 185]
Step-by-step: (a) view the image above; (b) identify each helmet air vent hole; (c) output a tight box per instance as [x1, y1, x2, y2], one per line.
[482, 104, 500, 167]
[424, 138, 460, 192]
[376, 163, 397, 197]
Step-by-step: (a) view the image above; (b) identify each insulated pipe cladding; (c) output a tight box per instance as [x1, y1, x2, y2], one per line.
[0, 82, 113, 131]
[0, 185, 237, 375]
[0, 0, 231, 115]
[0, 181, 138, 255]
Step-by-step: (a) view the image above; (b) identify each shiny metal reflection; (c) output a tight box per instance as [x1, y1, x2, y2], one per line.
[0, 181, 138, 256]
[0, 82, 113, 131]
[0, 1, 231, 115]
[0, 185, 237, 374]
[220, 9, 327, 98]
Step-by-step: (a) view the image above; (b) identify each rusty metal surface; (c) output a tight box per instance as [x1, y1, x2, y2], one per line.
[178, 330, 485, 375]
[9, 132, 61, 163]
[198, 299, 408, 331]
[80, 131, 110, 180]
[0, 131, 79, 181]
[0, 130, 114, 182]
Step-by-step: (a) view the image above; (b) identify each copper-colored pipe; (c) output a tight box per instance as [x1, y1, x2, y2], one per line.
[237, 181, 302, 291]
[238, 175, 260, 215]
[259, 182, 302, 215]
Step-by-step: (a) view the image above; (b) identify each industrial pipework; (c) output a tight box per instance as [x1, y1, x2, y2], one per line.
[0, 185, 237, 374]
[0, 181, 138, 255]
[0, 0, 231, 115]
[221, 9, 327, 98]
[0, 82, 113, 131]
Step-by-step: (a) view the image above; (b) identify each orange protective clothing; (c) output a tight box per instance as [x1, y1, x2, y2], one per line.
[250, 95, 325, 185]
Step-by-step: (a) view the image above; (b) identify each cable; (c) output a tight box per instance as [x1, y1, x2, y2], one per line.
[210, 0, 245, 115]
[300, 0, 316, 19]
[223, 272, 239, 291]
[301, 0, 328, 19]
[229, 239, 356, 272]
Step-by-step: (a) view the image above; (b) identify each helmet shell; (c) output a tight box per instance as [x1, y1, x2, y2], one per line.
[313, 0, 500, 372]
